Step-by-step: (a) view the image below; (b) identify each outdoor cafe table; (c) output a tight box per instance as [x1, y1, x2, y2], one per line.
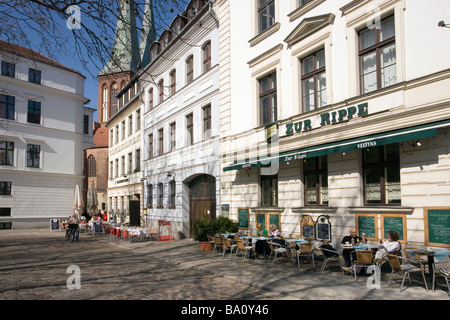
[407, 249, 450, 281]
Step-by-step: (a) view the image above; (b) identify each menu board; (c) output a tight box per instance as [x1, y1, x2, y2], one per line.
[238, 208, 249, 229]
[316, 223, 331, 241]
[50, 219, 60, 231]
[356, 214, 378, 240]
[424, 207, 450, 248]
[381, 214, 406, 243]
[300, 215, 314, 239]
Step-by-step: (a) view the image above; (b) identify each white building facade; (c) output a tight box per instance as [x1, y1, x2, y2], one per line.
[218, 0, 450, 248]
[142, 0, 221, 237]
[0, 40, 92, 229]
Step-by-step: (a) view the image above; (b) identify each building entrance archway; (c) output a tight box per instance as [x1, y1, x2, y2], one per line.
[188, 174, 216, 237]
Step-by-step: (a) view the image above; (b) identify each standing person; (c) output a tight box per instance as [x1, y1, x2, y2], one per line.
[69, 214, 80, 241]
[102, 211, 108, 221]
[341, 228, 367, 268]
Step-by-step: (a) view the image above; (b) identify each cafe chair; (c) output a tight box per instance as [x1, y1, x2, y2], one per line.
[402, 248, 428, 271]
[387, 254, 428, 292]
[206, 235, 216, 255]
[432, 260, 450, 292]
[213, 235, 224, 256]
[319, 247, 344, 274]
[222, 237, 237, 260]
[351, 250, 375, 281]
[295, 242, 315, 268]
[267, 242, 288, 264]
[234, 239, 255, 261]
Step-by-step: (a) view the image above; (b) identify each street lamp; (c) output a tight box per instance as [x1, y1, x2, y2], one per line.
[438, 20, 450, 28]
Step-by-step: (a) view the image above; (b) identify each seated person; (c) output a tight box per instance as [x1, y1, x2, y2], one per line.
[374, 230, 401, 262]
[269, 224, 281, 239]
[341, 228, 367, 267]
[255, 223, 268, 237]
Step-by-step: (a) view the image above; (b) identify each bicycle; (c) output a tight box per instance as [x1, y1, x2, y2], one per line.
[66, 223, 79, 242]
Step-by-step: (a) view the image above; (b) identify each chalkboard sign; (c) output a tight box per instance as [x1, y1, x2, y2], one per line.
[93, 221, 104, 234]
[238, 208, 249, 229]
[256, 213, 266, 230]
[381, 214, 406, 243]
[50, 219, 60, 231]
[356, 214, 378, 240]
[316, 215, 331, 241]
[300, 215, 314, 239]
[424, 207, 450, 248]
[269, 213, 280, 230]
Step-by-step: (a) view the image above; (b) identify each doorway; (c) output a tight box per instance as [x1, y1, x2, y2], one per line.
[188, 174, 216, 236]
[129, 198, 140, 227]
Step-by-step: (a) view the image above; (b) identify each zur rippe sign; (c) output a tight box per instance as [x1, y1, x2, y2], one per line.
[284, 102, 369, 136]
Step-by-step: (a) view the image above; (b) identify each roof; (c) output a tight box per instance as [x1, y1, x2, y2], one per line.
[0, 39, 85, 78]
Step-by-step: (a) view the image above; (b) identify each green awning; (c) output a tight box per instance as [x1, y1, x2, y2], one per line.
[223, 119, 450, 172]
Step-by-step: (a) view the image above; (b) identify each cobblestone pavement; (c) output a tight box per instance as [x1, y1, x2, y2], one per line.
[0, 229, 448, 307]
[0, 230, 290, 301]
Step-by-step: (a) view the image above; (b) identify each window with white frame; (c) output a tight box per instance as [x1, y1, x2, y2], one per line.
[359, 14, 396, 94]
[258, 0, 275, 33]
[301, 49, 326, 112]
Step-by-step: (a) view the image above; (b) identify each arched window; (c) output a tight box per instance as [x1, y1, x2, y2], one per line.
[158, 79, 164, 103]
[170, 69, 176, 95]
[149, 87, 154, 110]
[111, 82, 118, 115]
[157, 183, 164, 208]
[87, 155, 96, 177]
[202, 41, 211, 73]
[186, 55, 194, 84]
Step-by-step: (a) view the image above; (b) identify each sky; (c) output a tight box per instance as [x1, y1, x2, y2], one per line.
[49, 0, 190, 121]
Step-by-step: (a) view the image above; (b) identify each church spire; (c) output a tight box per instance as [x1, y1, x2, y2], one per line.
[99, 0, 141, 76]
[140, 0, 156, 68]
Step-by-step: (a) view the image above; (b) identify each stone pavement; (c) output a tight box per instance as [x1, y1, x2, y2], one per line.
[0, 228, 448, 303]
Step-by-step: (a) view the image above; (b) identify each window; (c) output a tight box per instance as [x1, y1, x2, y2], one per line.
[169, 180, 176, 208]
[158, 128, 164, 156]
[87, 155, 96, 177]
[148, 133, 154, 159]
[157, 183, 164, 208]
[29, 68, 41, 84]
[135, 149, 140, 171]
[186, 113, 193, 146]
[121, 156, 125, 176]
[159, 79, 164, 103]
[0, 94, 15, 120]
[202, 41, 211, 73]
[169, 122, 176, 152]
[128, 115, 133, 136]
[1, 61, 15, 77]
[170, 69, 176, 95]
[27, 100, 41, 124]
[261, 174, 278, 207]
[0, 208, 11, 217]
[301, 49, 326, 112]
[136, 109, 141, 131]
[304, 155, 328, 205]
[203, 105, 211, 140]
[299, 0, 313, 6]
[149, 88, 154, 110]
[109, 161, 113, 179]
[128, 152, 132, 174]
[359, 14, 396, 94]
[259, 72, 277, 126]
[363, 143, 400, 205]
[115, 125, 119, 144]
[186, 56, 194, 84]
[0, 141, 14, 166]
[147, 184, 153, 208]
[258, 0, 275, 33]
[0, 181, 11, 195]
[111, 83, 119, 114]
[121, 120, 126, 140]
[83, 115, 89, 134]
[115, 159, 118, 177]
[27, 144, 40, 168]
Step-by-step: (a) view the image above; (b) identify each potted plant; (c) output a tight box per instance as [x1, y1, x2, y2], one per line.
[193, 218, 215, 251]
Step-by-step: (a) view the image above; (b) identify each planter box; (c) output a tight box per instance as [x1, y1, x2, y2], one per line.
[200, 241, 214, 251]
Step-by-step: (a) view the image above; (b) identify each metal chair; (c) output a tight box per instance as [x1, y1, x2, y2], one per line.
[319, 247, 344, 274]
[222, 237, 237, 260]
[267, 242, 288, 264]
[294, 242, 315, 268]
[387, 254, 428, 292]
[351, 250, 375, 281]
[432, 259, 450, 292]
[234, 239, 255, 260]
